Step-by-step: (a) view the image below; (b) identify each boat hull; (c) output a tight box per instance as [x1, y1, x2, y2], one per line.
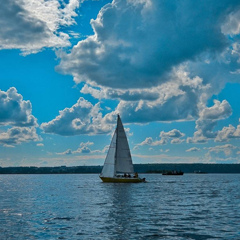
[162, 172, 184, 175]
[100, 176, 145, 183]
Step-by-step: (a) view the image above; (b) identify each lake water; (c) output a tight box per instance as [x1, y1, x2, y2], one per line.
[0, 174, 240, 239]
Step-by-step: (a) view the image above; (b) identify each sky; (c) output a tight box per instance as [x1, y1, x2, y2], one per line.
[1, 0, 240, 167]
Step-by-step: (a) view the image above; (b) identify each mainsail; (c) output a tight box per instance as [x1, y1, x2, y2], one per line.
[101, 115, 134, 178]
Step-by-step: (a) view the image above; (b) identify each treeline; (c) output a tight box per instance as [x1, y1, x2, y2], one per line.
[0, 166, 101, 174]
[1, 164, 240, 174]
[134, 163, 240, 174]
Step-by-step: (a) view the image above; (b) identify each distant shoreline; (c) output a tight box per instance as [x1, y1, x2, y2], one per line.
[1, 163, 240, 174]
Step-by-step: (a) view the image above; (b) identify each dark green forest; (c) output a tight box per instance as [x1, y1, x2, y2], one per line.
[1, 164, 240, 174]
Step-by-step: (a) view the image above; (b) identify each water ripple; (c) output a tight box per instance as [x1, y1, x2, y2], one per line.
[0, 174, 240, 239]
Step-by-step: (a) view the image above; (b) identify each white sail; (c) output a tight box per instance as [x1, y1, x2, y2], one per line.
[100, 115, 134, 178]
[115, 116, 134, 174]
[100, 130, 117, 178]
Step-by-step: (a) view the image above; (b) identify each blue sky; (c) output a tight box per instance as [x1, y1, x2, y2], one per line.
[1, 0, 240, 167]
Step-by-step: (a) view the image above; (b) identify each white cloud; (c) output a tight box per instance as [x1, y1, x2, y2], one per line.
[80, 141, 94, 147]
[72, 141, 95, 154]
[137, 137, 153, 146]
[100, 67, 210, 123]
[199, 100, 232, 120]
[124, 127, 133, 137]
[186, 147, 200, 152]
[80, 84, 159, 101]
[203, 144, 239, 162]
[37, 143, 44, 147]
[3, 144, 15, 148]
[221, 9, 240, 36]
[58, 0, 240, 89]
[74, 146, 91, 154]
[160, 149, 170, 153]
[160, 129, 185, 139]
[55, 0, 240, 129]
[171, 138, 184, 144]
[41, 97, 113, 135]
[205, 144, 237, 156]
[136, 137, 167, 147]
[57, 141, 108, 155]
[0, 127, 41, 145]
[215, 119, 240, 142]
[187, 100, 232, 143]
[136, 128, 185, 147]
[0, 87, 38, 127]
[57, 149, 73, 155]
[0, 0, 80, 54]
[0, 87, 41, 146]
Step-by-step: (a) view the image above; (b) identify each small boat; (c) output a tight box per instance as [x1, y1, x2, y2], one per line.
[194, 170, 207, 174]
[100, 115, 145, 183]
[162, 170, 184, 175]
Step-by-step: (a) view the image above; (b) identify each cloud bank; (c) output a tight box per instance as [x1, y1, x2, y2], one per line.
[55, 0, 240, 129]
[58, 0, 240, 89]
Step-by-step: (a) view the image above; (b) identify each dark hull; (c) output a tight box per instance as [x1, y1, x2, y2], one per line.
[162, 172, 184, 175]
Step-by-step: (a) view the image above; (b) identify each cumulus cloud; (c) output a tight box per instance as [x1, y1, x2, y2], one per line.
[215, 119, 240, 142]
[100, 67, 211, 124]
[58, 0, 240, 89]
[171, 138, 184, 144]
[186, 147, 200, 152]
[0, 0, 80, 54]
[81, 84, 159, 101]
[57, 149, 73, 155]
[37, 143, 44, 147]
[221, 9, 240, 36]
[73, 141, 94, 154]
[136, 128, 185, 147]
[160, 129, 185, 139]
[74, 146, 91, 154]
[199, 100, 232, 120]
[0, 127, 41, 145]
[57, 141, 108, 155]
[41, 97, 113, 136]
[205, 144, 237, 157]
[160, 149, 170, 153]
[0, 87, 37, 127]
[187, 100, 232, 143]
[54, 0, 240, 128]
[137, 137, 153, 146]
[0, 87, 41, 146]
[136, 137, 167, 147]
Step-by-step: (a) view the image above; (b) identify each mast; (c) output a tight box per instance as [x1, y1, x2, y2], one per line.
[114, 115, 120, 176]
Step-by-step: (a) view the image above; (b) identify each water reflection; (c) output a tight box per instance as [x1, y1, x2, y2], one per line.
[101, 184, 136, 239]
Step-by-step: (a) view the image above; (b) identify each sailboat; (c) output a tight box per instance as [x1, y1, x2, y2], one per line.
[100, 115, 145, 183]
